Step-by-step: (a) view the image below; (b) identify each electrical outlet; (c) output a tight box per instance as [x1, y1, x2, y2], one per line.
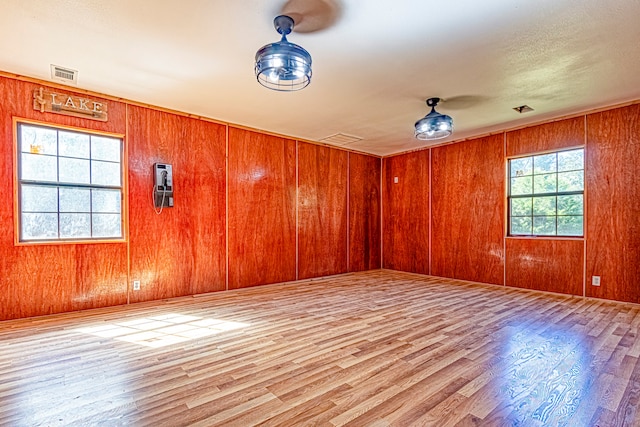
[592, 276, 601, 286]
[394, 176, 399, 184]
[133, 280, 141, 291]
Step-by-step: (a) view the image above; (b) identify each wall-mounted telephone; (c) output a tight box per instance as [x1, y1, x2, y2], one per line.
[153, 163, 174, 210]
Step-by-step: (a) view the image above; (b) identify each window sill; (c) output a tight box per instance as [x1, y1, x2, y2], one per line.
[506, 235, 584, 241]
[15, 238, 127, 246]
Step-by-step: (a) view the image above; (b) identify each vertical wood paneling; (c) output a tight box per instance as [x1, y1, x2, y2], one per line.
[2, 247, 75, 319]
[0, 77, 128, 320]
[127, 106, 226, 302]
[503, 116, 587, 299]
[506, 238, 584, 295]
[228, 128, 296, 289]
[0, 75, 384, 320]
[73, 245, 129, 310]
[586, 104, 640, 303]
[3, 245, 128, 317]
[431, 135, 505, 285]
[382, 150, 429, 274]
[298, 142, 348, 279]
[348, 153, 381, 272]
[181, 118, 227, 295]
[506, 117, 584, 157]
[3, 72, 640, 320]
[0, 78, 128, 135]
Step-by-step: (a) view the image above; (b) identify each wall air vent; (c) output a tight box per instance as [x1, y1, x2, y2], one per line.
[50, 65, 78, 85]
[513, 104, 534, 114]
[318, 133, 363, 146]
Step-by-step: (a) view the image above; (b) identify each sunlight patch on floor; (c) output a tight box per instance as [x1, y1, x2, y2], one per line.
[74, 313, 249, 348]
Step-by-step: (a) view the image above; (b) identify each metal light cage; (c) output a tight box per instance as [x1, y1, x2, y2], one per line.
[255, 15, 312, 91]
[414, 98, 453, 140]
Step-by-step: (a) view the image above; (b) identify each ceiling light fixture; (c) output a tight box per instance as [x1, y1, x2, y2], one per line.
[255, 15, 312, 91]
[414, 97, 453, 140]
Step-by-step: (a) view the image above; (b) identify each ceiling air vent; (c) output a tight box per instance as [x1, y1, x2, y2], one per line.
[50, 64, 78, 85]
[319, 133, 363, 146]
[513, 105, 534, 114]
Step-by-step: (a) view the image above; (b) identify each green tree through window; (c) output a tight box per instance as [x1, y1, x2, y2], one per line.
[508, 148, 584, 236]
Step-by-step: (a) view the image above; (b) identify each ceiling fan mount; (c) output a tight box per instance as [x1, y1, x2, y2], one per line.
[280, 0, 342, 33]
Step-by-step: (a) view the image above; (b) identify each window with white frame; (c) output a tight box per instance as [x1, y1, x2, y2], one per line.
[508, 148, 584, 236]
[16, 122, 123, 242]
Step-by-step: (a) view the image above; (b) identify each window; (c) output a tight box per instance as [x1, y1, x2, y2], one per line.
[508, 148, 584, 236]
[16, 122, 124, 242]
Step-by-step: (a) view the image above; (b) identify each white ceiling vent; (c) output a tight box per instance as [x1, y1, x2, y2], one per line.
[50, 64, 78, 85]
[319, 133, 363, 146]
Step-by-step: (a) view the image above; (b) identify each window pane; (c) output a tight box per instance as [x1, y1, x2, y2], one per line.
[22, 213, 58, 240]
[533, 216, 556, 235]
[533, 173, 556, 194]
[533, 153, 557, 174]
[511, 198, 532, 216]
[21, 185, 57, 212]
[509, 148, 583, 238]
[92, 213, 122, 238]
[21, 153, 58, 182]
[511, 176, 532, 195]
[20, 125, 57, 155]
[59, 187, 91, 212]
[59, 131, 90, 159]
[92, 161, 121, 186]
[93, 189, 121, 213]
[92, 136, 121, 162]
[558, 216, 583, 236]
[60, 213, 91, 238]
[533, 196, 556, 216]
[558, 149, 584, 172]
[558, 171, 584, 192]
[557, 195, 583, 215]
[17, 123, 124, 243]
[511, 217, 532, 235]
[510, 157, 532, 177]
[59, 157, 90, 184]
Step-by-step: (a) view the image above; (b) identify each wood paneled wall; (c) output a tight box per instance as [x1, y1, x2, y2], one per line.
[1, 72, 638, 320]
[505, 238, 584, 295]
[127, 106, 227, 301]
[385, 111, 640, 304]
[0, 77, 129, 320]
[586, 104, 640, 302]
[506, 116, 584, 157]
[504, 118, 587, 295]
[348, 153, 381, 272]
[297, 143, 348, 279]
[382, 150, 430, 274]
[431, 135, 505, 285]
[0, 76, 381, 320]
[227, 128, 297, 289]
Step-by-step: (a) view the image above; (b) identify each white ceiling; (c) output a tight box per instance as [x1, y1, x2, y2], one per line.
[2, 0, 640, 156]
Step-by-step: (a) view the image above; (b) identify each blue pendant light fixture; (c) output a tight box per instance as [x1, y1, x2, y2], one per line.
[255, 15, 312, 91]
[414, 97, 453, 140]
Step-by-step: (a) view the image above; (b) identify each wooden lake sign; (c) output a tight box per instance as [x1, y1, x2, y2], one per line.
[33, 87, 108, 122]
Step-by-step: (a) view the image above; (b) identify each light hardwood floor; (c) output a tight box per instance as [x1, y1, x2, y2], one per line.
[1, 270, 639, 426]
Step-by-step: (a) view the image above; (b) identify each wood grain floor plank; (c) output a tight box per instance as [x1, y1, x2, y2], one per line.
[1, 270, 640, 426]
